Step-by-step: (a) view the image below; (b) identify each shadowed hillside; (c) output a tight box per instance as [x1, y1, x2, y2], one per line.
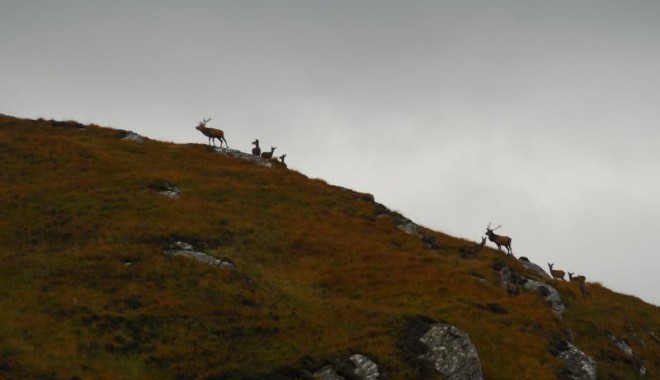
[0, 115, 658, 379]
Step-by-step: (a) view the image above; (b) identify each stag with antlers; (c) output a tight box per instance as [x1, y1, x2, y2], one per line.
[485, 223, 513, 255]
[195, 117, 228, 148]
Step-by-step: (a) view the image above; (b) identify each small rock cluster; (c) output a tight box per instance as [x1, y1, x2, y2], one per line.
[312, 354, 381, 380]
[213, 147, 275, 167]
[148, 179, 180, 199]
[164, 241, 237, 270]
[372, 203, 439, 250]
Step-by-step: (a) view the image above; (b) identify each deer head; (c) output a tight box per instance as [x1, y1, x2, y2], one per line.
[196, 117, 212, 128]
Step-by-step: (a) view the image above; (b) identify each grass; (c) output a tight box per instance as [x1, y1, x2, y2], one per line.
[0, 115, 658, 379]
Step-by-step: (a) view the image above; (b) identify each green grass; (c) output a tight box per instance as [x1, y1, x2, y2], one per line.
[0, 115, 658, 379]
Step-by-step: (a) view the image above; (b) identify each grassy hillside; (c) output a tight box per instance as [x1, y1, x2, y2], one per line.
[0, 115, 658, 379]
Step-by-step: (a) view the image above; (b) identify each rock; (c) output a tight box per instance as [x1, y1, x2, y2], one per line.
[606, 332, 634, 357]
[517, 257, 551, 279]
[164, 241, 237, 270]
[313, 366, 344, 380]
[556, 342, 597, 380]
[400, 316, 483, 380]
[396, 219, 420, 237]
[148, 180, 180, 199]
[119, 130, 145, 142]
[311, 354, 381, 380]
[213, 147, 274, 167]
[349, 354, 380, 380]
[499, 266, 565, 317]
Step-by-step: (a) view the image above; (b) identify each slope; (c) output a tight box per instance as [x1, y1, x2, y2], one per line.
[0, 115, 658, 379]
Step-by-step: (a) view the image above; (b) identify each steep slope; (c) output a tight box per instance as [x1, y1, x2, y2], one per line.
[0, 115, 658, 379]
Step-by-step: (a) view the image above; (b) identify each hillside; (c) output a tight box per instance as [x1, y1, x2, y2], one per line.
[0, 115, 658, 380]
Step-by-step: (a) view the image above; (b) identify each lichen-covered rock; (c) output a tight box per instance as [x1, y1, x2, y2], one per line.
[607, 332, 634, 357]
[213, 147, 273, 167]
[148, 179, 180, 199]
[349, 354, 380, 380]
[164, 241, 237, 270]
[313, 366, 344, 380]
[556, 342, 597, 380]
[517, 257, 551, 279]
[400, 316, 483, 380]
[311, 354, 381, 380]
[119, 130, 145, 142]
[500, 266, 565, 317]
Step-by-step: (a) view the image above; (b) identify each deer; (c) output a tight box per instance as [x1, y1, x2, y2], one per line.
[261, 146, 276, 159]
[278, 154, 287, 168]
[251, 139, 261, 156]
[547, 263, 566, 281]
[485, 223, 512, 255]
[195, 118, 228, 148]
[568, 272, 586, 283]
[458, 236, 487, 258]
[578, 277, 591, 297]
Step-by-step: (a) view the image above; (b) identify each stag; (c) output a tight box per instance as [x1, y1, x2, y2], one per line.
[485, 223, 512, 255]
[251, 139, 261, 156]
[195, 118, 228, 148]
[458, 236, 487, 258]
[261, 146, 276, 159]
[547, 263, 566, 281]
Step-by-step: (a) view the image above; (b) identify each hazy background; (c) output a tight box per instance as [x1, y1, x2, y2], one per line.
[2, 1, 659, 306]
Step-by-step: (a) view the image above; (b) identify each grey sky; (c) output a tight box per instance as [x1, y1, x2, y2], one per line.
[2, 1, 659, 306]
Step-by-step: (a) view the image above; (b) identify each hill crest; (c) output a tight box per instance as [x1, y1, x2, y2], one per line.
[0, 115, 658, 379]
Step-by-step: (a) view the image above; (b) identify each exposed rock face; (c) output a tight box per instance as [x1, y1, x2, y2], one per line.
[499, 265, 565, 317]
[372, 203, 439, 250]
[517, 257, 551, 279]
[213, 147, 274, 167]
[556, 342, 597, 380]
[607, 332, 634, 357]
[400, 316, 483, 380]
[164, 241, 237, 270]
[119, 130, 145, 142]
[148, 180, 180, 199]
[311, 354, 381, 380]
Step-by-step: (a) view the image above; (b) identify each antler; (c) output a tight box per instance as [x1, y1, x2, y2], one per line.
[198, 117, 212, 127]
[486, 223, 502, 231]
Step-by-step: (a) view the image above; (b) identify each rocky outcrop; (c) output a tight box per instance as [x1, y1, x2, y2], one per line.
[312, 354, 382, 380]
[499, 264, 565, 317]
[164, 241, 237, 270]
[517, 257, 551, 279]
[213, 147, 275, 167]
[400, 316, 483, 380]
[148, 179, 180, 199]
[372, 203, 439, 250]
[555, 341, 597, 380]
[119, 130, 145, 142]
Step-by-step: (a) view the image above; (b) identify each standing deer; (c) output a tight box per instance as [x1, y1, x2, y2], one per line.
[458, 236, 487, 258]
[578, 277, 591, 297]
[195, 118, 228, 148]
[568, 272, 586, 283]
[485, 223, 513, 255]
[548, 263, 566, 281]
[278, 154, 287, 168]
[261, 146, 276, 159]
[251, 139, 261, 156]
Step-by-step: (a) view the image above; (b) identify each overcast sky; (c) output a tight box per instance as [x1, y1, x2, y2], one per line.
[2, 1, 659, 306]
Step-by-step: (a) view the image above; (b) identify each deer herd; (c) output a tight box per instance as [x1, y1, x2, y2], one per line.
[195, 118, 288, 167]
[459, 223, 591, 297]
[195, 118, 592, 297]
